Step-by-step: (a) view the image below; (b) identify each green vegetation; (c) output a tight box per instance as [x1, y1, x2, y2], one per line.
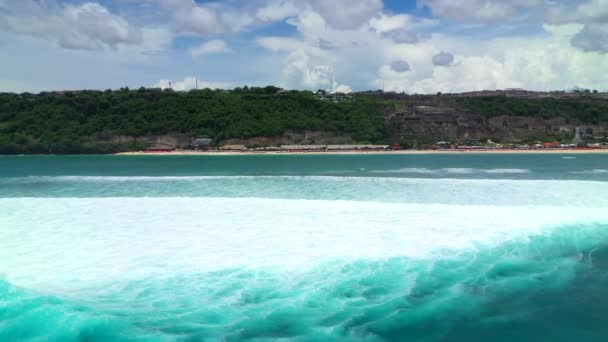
[0, 87, 385, 154]
[459, 96, 608, 123]
[1, 89, 608, 154]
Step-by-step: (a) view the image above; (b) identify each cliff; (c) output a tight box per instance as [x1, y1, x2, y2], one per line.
[1, 88, 607, 153]
[381, 94, 608, 146]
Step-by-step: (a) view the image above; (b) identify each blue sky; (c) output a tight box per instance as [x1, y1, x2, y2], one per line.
[1, 0, 607, 93]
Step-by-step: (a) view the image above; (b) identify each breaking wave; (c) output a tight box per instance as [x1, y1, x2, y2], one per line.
[370, 168, 531, 174]
[569, 169, 608, 174]
[1, 197, 607, 341]
[2, 154, 608, 340]
[2, 177, 607, 207]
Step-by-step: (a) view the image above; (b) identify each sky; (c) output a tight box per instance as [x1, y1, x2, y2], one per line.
[1, 0, 608, 93]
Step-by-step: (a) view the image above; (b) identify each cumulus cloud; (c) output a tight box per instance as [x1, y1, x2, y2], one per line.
[256, 0, 299, 22]
[571, 24, 608, 53]
[387, 30, 422, 44]
[0, 1, 142, 50]
[255, 0, 383, 30]
[190, 40, 232, 57]
[4, 0, 608, 94]
[417, 0, 541, 22]
[317, 39, 336, 50]
[153, 0, 382, 38]
[432, 51, 454, 66]
[547, 0, 608, 24]
[390, 60, 411, 73]
[275, 50, 352, 92]
[577, 0, 608, 22]
[305, 0, 383, 30]
[544, 0, 608, 53]
[373, 24, 608, 94]
[378, 55, 520, 94]
[154, 76, 231, 91]
[256, 36, 320, 53]
[157, 0, 254, 36]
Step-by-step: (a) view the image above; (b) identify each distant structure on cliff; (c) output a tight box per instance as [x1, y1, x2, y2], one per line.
[192, 137, 212, 150]
[573, 127, 583, 145]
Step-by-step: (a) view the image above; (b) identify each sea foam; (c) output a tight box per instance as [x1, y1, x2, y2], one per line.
[2, 197, 607, 293]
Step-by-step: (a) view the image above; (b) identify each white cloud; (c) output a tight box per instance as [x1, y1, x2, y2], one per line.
[154, 76, 231, 91]
[256, 0, 299, 22]
[432, 51, 454, 66]
[378, 55, 518, 94]
[370, 13, 413, 33]
[374, 24, 608, 93]
[255, 0, 383, 30]
[370, 12, 438, 33]
[305, 0, 383, 30]
[3, 0, 608, 94]
[0, 1, 143, 50]
[190, 39, 232, 57]
[257, 36, 319, 53]
[156, 0, 254, 36]
[390, 60, 411, 72]
[544, 0, 608, 53]
[417, 0, 541, 22]
[387, 30, 423, 44]
[548, 0, 608, 24]
[274, 50, 351, 92]
[577, 0, 608, 22]
[571, 24, 608, 53]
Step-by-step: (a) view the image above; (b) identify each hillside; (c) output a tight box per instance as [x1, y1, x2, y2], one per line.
[1, 87, 608, 154]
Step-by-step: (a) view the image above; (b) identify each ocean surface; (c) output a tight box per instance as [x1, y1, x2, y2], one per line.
[1, 154, 608, 341]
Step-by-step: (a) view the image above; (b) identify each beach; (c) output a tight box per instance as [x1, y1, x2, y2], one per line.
[116, 149, 608, 156]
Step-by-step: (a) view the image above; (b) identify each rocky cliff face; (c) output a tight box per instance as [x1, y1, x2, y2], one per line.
[93, 130, 355, 149]
[93, 95, 608, 149]
[94, 134, 195, 149]
[222, 130, 354, 147]
[385, 97, 608, 144]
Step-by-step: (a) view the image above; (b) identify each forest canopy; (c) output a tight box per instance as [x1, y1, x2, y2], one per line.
[0, 87, 385, 154]
[1, 88, 607, 154]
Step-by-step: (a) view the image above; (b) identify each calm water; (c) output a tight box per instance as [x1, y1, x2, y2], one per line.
[1, 154, 608, 341]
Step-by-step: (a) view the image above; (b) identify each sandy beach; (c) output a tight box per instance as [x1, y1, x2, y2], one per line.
[116, 149, 608, 156]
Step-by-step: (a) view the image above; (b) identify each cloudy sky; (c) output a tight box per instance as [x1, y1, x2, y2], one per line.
[1, 0, 608, 93]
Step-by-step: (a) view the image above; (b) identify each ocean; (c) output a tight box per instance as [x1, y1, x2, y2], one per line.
[1, 154, 608, 341]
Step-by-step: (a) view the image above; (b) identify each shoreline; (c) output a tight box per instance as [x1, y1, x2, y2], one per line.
[115, 149, 608, 156]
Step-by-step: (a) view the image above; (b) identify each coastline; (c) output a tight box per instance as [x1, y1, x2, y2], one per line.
[115, 149, 608, 156]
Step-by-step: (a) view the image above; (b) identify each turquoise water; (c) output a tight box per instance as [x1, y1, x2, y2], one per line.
[1, 154, 608, 341]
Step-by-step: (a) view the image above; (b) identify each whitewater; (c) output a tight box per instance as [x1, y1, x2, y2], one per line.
[1, 154, 608, 341]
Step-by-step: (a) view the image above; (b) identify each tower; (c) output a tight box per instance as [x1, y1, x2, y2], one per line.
[573, 127, 582, 145]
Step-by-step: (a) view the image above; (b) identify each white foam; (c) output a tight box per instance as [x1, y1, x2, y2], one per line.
[1, 197, 607, 293]
[443, 168, 475, 174]
[9, 176, 256, 182]
[370, 168, 531, 174]
[484, 168, 530, 174]
[370, 168, 437, 174]
[569, 169, 608, 174]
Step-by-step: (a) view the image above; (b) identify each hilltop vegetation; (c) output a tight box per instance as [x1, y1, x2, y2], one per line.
[1, 88, 608, 154]
[0, 87, 385, 154]
[459, 96, 608, 123]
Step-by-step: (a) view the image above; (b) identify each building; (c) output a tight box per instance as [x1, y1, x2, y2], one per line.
[463, 139, 481, 146]
[220, 144, 246, 151]
[573, 127, 583, 145]
[280, 145, 326, 151]
[326, 145, 389, 150]
[192, 137, 212, 150]
[145, 146, 174, 153]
